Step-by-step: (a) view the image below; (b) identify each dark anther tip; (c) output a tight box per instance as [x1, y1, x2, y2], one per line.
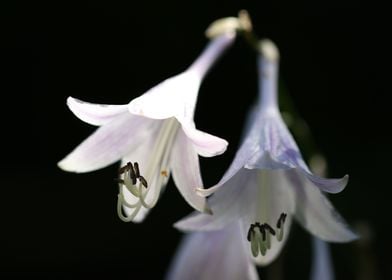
[134, 162, 140, 178]
[247, 224, 255, 242]
[139, 176, 148, 188]
[265, 224, 276, 235]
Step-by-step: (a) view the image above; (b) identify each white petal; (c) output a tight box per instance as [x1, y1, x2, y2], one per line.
[175, 168, 255, 231]
[310, 237, 335, 280]
[170, 130, 210, 213]
[287, 169, 358, 242]
[66, 96, 128, 126]
[180, 121, 228, 157]
[128, 72, 201, 120]
[166, 223, 259, 280]
[58, 113, 157, 173]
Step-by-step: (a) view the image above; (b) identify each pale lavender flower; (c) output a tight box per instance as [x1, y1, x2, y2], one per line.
[175, 39, 357, 265]
[58, 32, 235, 222]
[167, 222, 259, 280]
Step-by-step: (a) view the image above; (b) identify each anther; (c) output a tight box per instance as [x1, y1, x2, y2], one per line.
[276, 213, 287, 242]
[259, 224, 266, 241]
[118, 164, 128, 174]
[134, 162, 140, 178]
[277, 213, 287, 229]
[139, 176, 148, 188]
[125, 162, 136, 185]
[247, 224, 255, 241]
[264, 223, 276, 236]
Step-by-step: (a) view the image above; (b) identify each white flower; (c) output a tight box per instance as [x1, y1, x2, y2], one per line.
[58, 32, 235, 222]
[166, 222, 259, 280]
[175, 39, 357, 265]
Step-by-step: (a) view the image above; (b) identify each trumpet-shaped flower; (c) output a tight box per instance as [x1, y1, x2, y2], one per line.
[58, 32, 235, 222]
[166, 222, 259, 280]
[167, 225, 334, 280]
[175, 39, 357, 265]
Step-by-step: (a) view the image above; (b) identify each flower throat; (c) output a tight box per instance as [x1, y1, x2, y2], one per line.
[247, 213, 287, 257]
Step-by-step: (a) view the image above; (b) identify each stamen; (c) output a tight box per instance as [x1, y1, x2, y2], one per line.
[264, 223, 276, 236]
[126, 162, 137, 185]
[248, 223, 269, 257]
[259, 224, 266, 241]
[139, 176, 148, 188]
[276, 213, 287, 242]
[247, 224, 255, 241]
[250, 229, 259, 257]
[265, 229, 271, 250]
[134, 162, 140, 178]
[277, 213, 287, 229]
[118, 164, 128, 174]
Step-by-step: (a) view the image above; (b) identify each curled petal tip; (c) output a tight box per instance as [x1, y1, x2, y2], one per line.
[195, 186, 219, 197]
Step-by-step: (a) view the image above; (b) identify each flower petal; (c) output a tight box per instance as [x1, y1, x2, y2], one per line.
[287, 169, 358, 242]
[196, 128, 259, 197]
[58, 113, 157, 173]
[170, 129, 210, 213]
[175, 168, 255, 231]
[180, 121, 228, 157]
[310, 237, 334, 280]
[166, 223, 259, 280]
[66, 96, 128, 126]
[246, 151, 293, 170]
[128, 72, 201, 120]
[301, 170, 349, 194]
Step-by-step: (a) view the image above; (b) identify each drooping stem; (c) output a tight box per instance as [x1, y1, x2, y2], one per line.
[258, 39, 280, 114]
[188, 32, 235, 79]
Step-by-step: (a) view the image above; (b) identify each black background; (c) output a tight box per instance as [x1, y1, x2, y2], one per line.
[1, 1, 390, 279]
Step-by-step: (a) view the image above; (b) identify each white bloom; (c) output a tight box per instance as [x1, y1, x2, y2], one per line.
[175, 39, 357, 265]
[58, 32, 235, 222]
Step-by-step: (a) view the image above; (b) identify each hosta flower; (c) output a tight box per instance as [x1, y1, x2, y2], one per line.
[167, 227, 334, 280]
[167, 222, 259, 280]
[58, 32, 235, 222]
[175, 39, 357, 265]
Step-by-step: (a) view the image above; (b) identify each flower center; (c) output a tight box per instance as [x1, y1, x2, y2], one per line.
[247, 213, 287, 257]
[116, 118, 180, 222]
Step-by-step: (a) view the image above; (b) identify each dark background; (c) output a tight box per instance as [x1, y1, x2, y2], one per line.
[1, 1, 390, 279]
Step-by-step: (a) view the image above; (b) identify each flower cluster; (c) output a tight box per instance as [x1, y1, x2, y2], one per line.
[58, 11, 357, 280]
